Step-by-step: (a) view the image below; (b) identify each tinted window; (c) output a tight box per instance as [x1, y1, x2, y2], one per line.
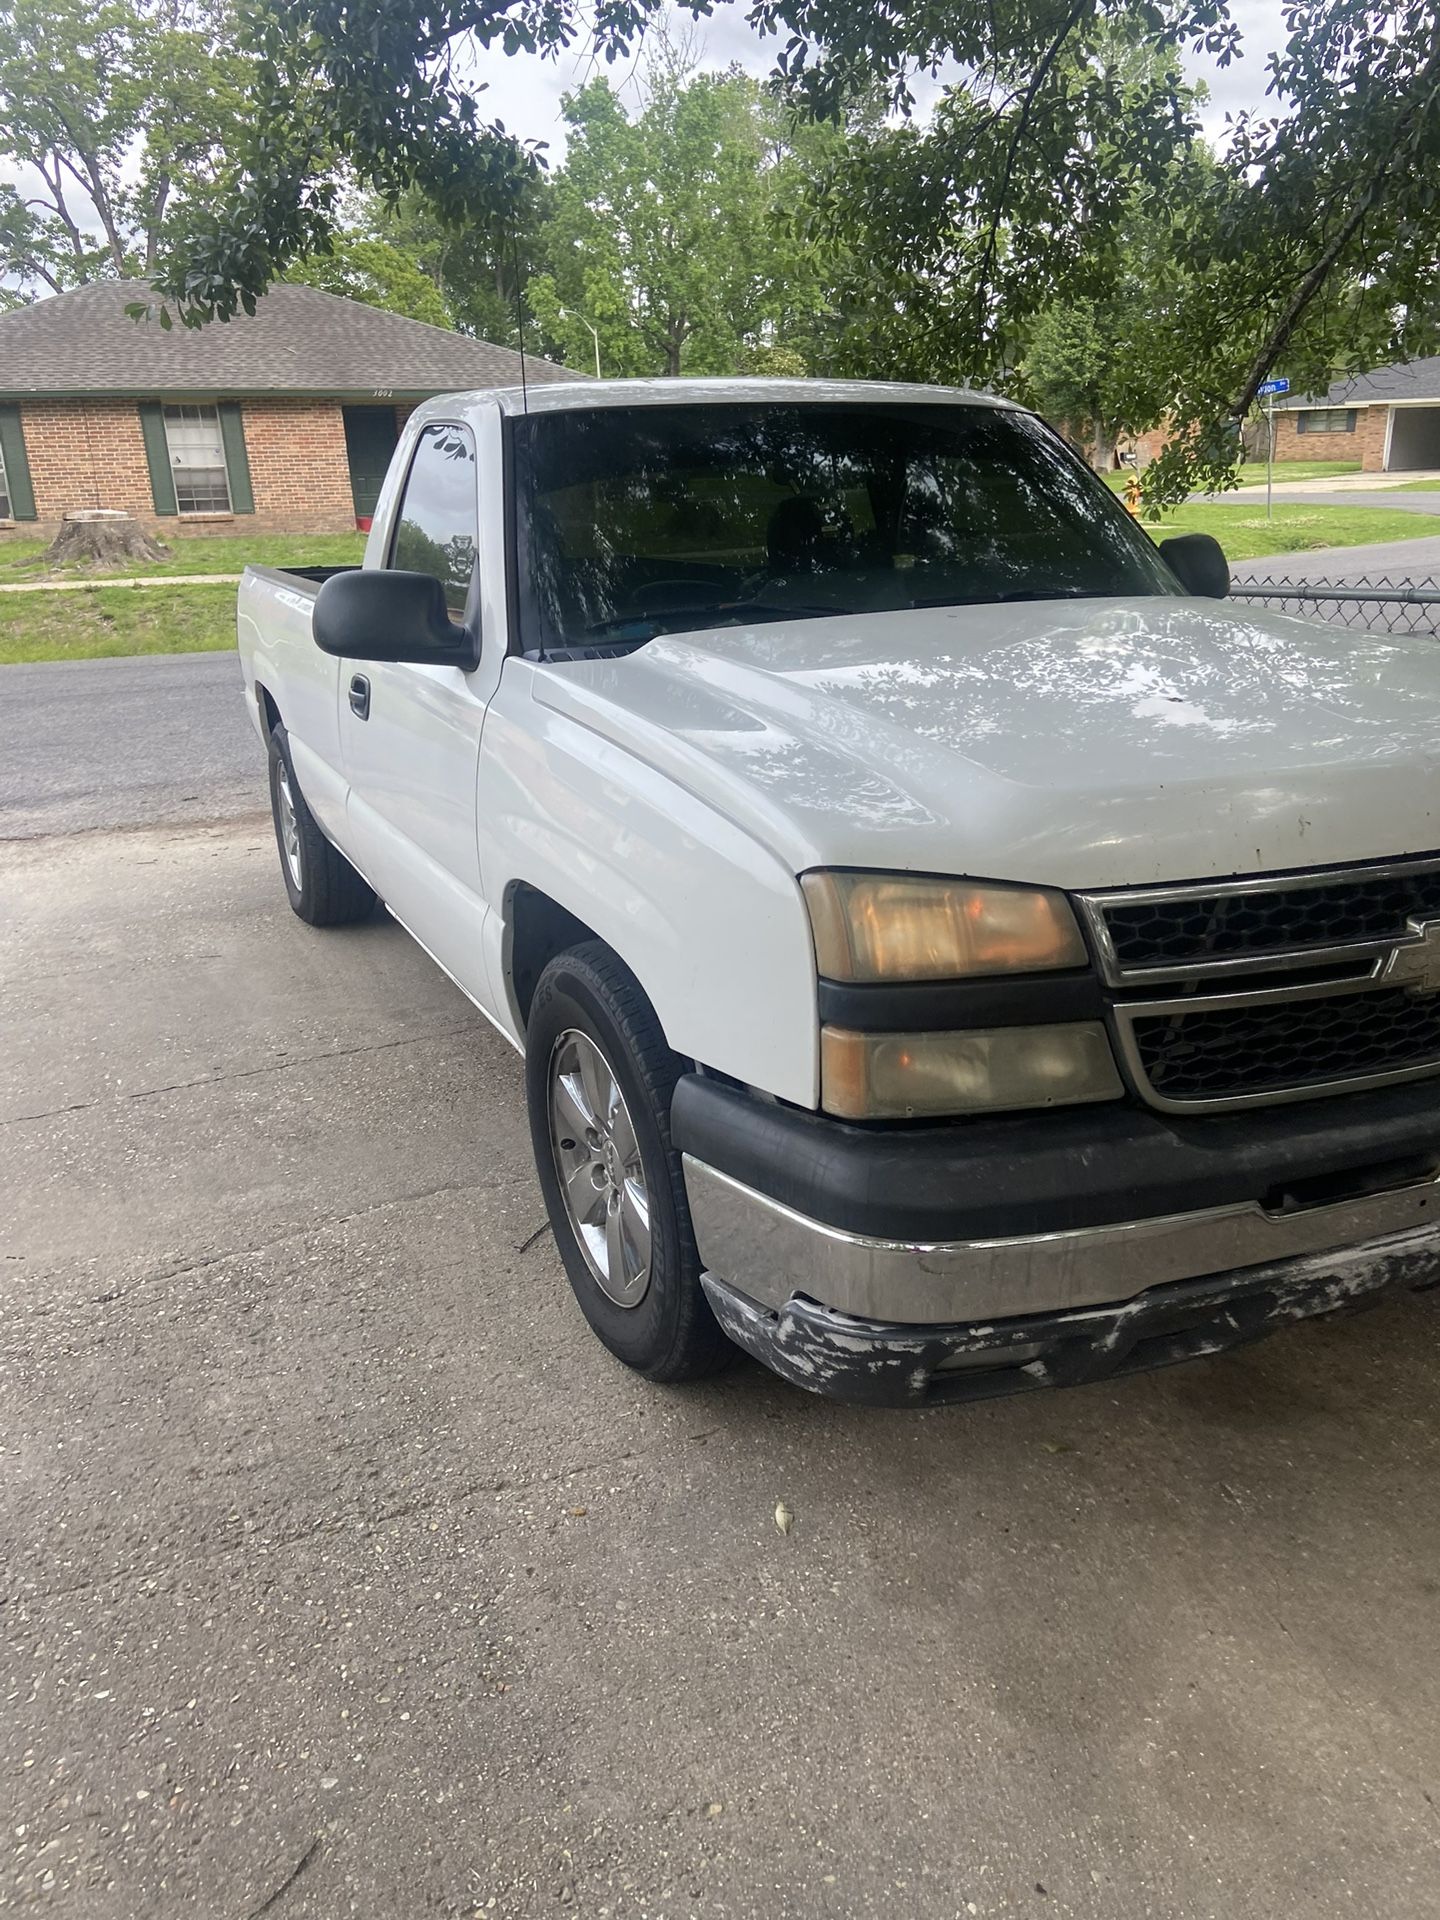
[513, 402, 1179, 654]
[390, 423, 478, 618]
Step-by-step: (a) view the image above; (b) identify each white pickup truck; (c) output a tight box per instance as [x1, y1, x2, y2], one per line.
[238, 378, 1440, 1406]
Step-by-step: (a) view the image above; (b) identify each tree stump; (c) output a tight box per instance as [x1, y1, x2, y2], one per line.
[44, 510, 171, 572]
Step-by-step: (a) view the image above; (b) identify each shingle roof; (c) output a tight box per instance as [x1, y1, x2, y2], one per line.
[0, 279, 583, 399]
[1280, 357, 1440, 409]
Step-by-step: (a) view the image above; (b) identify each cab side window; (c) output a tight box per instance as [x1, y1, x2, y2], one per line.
[389, 423, 479, 621]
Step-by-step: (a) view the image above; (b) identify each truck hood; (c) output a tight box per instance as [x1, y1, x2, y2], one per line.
[532, 595, 1440, 889]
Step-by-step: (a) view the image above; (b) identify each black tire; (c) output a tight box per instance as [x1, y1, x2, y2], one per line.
[526, 941, 733, 1383]
[267, 723, 377, 927]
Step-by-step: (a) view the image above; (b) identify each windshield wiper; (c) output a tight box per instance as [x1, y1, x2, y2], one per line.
[582, 599, 836, 639]
[912, 587, 1115, 608]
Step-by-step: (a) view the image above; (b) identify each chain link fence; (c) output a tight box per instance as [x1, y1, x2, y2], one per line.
[1229, 574, 1440, 637]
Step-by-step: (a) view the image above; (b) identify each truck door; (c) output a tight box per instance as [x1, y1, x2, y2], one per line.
[337, 419, 499, 1014]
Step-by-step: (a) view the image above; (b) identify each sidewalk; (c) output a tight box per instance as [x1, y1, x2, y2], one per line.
[1224, 469, 1440, 497]
[0, 572, 240, 593]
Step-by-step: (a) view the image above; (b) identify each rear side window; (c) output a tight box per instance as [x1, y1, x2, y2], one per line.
[389, 423, 479, 619]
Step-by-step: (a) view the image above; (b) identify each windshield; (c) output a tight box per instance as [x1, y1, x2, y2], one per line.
[512, 401, 1179, 655]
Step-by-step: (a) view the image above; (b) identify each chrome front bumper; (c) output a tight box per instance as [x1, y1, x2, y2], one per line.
[682, 1153, 1440, 1326]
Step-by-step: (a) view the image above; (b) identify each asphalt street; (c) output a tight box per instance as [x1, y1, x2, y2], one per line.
[0, 652, 260, 839]
[1231, 535, 1440, 583]
[3, 652, 1440, 1919]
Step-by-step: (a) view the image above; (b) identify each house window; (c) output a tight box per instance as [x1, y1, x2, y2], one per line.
[163, 404, 232, 513]
[0, 436, 11, 521]
[1295, 408, 1358, 435]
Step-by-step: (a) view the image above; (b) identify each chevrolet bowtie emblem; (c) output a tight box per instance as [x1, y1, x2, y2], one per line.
[1380, 917, 1440, 996]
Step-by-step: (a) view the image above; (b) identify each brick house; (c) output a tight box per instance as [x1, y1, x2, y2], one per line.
[0, 280, 580, 539]
[1271, 358, 1440, 473]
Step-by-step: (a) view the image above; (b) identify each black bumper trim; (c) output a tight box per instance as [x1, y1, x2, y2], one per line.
[816, 968, 1104, 1032]
[671, 1072, 1440, 1242]
[701, 1223, 1440, 1408]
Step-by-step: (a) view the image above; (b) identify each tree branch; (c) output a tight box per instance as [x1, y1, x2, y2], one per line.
[1227, 17, 1440, 419]
[973, 0, 1095, 335]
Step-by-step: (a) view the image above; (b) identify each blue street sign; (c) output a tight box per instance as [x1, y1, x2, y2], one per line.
[1258, 377, 1290, 396]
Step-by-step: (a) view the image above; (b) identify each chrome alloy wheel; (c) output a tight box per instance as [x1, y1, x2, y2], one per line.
[275, 762, 303, 890]
[547, 1029, 652, 1308]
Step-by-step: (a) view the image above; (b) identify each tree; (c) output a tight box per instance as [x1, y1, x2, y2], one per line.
[0, 185, 69, 304]
[141, 0, 1440, 498]
[285, 234, 455, 326]
[1024, 303, 1129, 470]
[522, 58, 843, 379]
[0, 0, 251, 290]
[770, 0, 1440, 500]
[1019, 147, 1216, 469]
[356, 178, 551, 349]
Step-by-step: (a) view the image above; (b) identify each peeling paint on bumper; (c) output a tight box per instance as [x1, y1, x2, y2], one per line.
[701, 1222, 1440, 1407]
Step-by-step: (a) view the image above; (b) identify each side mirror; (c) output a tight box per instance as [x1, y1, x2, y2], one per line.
[1158, 532, 1229, 600]
[312, 568, 475, 666]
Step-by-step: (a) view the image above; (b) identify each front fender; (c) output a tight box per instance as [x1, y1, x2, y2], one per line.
[478, 673, 820, 1108]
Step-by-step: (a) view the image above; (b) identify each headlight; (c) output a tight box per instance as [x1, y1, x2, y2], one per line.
[801, 871, 1087, 981]
[820, 1024, 1123, 1120]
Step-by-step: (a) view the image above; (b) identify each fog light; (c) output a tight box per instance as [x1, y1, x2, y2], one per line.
[820, 1023, 1123, 1120]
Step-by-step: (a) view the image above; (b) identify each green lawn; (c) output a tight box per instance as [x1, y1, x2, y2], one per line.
[1134, 500, 1440, 561]
[0, 529, 365, 583]
[0, 582, 236, 665]
[1386, 475, 1440, 493]
[1233, 459, 1362, 485]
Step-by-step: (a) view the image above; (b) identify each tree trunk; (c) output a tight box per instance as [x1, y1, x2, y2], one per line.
[1089, 419, 1114, 472]
[44, 512, 170, 573]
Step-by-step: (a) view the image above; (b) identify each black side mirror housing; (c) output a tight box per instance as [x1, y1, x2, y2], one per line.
[1158, 532, 1230, 600]
[312, 568, 476, 667]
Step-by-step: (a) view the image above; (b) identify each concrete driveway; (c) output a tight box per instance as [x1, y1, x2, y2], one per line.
[3, 660, 1440, 1918]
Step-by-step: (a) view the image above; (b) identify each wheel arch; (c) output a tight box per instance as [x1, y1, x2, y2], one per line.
[505, 882, 603, 1030]
[255, 681, 282, 738]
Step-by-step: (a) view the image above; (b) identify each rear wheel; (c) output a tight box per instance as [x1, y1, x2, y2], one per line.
[267, 723, 376, 927]
[526, 942, 733, 1383]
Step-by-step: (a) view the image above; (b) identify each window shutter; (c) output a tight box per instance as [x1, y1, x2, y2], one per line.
[218, 402, 254, 514]
[138, 403, 178, 515]
[0, 405, 36, 520]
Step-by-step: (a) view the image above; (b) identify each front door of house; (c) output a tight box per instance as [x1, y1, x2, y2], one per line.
[342, 406, 401, 526]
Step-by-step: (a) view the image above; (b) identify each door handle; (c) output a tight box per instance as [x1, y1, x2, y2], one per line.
[349, 673, 371, 721]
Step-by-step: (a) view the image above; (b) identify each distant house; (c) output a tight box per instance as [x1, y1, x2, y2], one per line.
[0, 281, 580, 538]
[1272, 358, 1440, 472]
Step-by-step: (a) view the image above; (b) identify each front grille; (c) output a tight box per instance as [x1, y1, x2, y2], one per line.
[1080, 856, 1440, 1110]
[1102, 861, 1440, 971]
[1130, 989, 1440, 1102]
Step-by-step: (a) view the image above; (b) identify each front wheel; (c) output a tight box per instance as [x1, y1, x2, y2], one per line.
[525, 942, 733, 1383]
[267, 723, 376, 927]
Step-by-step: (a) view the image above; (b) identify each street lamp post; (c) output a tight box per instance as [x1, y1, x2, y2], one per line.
[560, 309, 602, 379]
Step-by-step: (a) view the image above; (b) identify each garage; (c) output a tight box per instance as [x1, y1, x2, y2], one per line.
[1385, 403, 1440, 469]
